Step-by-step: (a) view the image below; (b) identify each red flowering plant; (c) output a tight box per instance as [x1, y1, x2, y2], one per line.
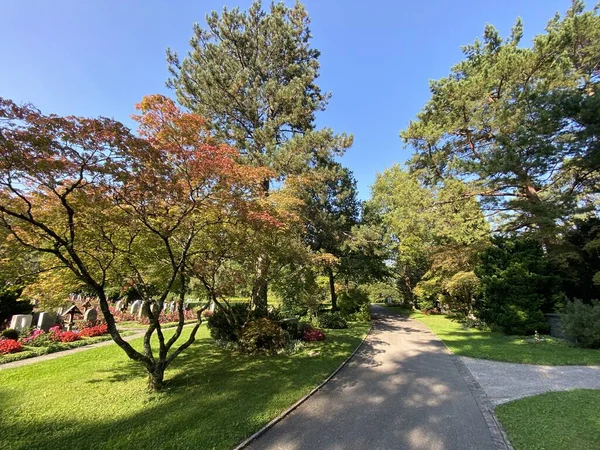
[79, 323, 108, 338]
[302, 328, 326, 342]
[0, 339, 24, 355]
[49, 325, 80, 343]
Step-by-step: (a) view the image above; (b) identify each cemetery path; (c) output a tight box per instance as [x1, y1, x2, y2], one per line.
[246, 305, 507, 450]
[0, 329, 147, 371]
[460, 356, 600, 405]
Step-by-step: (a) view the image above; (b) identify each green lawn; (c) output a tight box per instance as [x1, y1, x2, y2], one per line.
[386, 306, 600, 365]
[495, 390, 600, 450]
[0, 322, 368, 450]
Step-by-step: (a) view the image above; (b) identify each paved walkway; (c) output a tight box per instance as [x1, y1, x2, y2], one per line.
[248, 305, 505, 450]
[460, 356, 600, 405]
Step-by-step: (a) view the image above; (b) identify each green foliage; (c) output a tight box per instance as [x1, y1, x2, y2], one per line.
[347, 303, 371, 322]
[317, 311, 348, 329]
[442, 271, 481, 315]
[238, 318, 286, 354]
[403, 3, 600, 240]
[561, 299, 600, 349]
[369, 166, 489, 308]
[206, 303, 250, 342]
[337, 287, 370, 316]
[475, 237, 560, 334]
[273, 262, 325, 318]
[553, 217, 600, 304]
[1, 328, 19, 340]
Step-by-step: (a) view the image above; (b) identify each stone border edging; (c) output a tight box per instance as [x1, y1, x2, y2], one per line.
[411, 316, 514, 450]
[451, 354, 514, 450]
[233, 323, 374, 450]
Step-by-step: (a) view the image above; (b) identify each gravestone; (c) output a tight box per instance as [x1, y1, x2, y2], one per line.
[130, 300, 142, 316]
[209, 301, 216, 313]
[138, 301, 147, 318]
[84, 308, 98, 325]
[37, 312, 56, 332]
[10, 314, 32, 331]
[169, 301, 176, 313]
[114, 300, 123, 311]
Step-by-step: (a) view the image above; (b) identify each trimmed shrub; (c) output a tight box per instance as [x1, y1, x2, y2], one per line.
[562, 299, 600, 348]
[206, 302, 250, 342]
[317, 311, 348, 329]
[1, 328, 19, 340]
[239, 318, 285, 354]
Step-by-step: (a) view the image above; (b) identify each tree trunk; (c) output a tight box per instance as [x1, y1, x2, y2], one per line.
[251, 254, 269, 316]
[251, 177, 271, 315]
[328, 268, 338, 312]
[147, 362, 166, 391]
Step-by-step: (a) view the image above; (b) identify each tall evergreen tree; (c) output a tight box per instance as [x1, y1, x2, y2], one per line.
[402, 2, 600, 243]
[167, 1, 351, 312]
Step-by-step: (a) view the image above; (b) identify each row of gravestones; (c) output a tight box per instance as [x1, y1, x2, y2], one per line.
[117, 300, 205, 318]
[9, 308, 99, 332]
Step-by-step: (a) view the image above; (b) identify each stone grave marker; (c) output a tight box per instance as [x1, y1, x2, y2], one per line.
[130, 300, 142, 316]
[37, 312, 56, 331]
[10, 314, 32, 331]
[84, 308, 98, 325]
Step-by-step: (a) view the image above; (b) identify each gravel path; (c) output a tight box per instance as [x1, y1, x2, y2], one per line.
[460, 356, 600, 405]
[248, 305, 506, 450]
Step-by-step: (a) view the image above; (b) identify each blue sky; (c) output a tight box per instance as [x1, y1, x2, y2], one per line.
[1, 0, 569, 199]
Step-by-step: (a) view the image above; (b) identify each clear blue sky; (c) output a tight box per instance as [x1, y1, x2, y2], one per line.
[1, 0, 569, 199]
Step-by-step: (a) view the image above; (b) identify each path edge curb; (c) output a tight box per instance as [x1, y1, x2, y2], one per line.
[405, 314, 514, 450]
[233, 322, 374, 450]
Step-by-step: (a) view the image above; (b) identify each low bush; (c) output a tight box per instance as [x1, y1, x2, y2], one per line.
[1, 328, 19, 340]
[238, 318, 286, 354]
[347, 303, 371, 322]
[561, 299, 600, 348]
[317, 311, 348, 329]
[0, 339, 23, 355]
[302, 327, 325, 342]
[206, 303, 250, 342]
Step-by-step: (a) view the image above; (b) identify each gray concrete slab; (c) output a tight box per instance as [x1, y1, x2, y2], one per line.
[460, 356, 600, 405]
[248, 305, 500, 450]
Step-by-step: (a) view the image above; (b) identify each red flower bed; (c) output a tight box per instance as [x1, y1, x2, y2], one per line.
[49, 326, 81, 343]
[302, 328, 326, 342]
[0, 339, 24, 355]
[79, 323, 108, 338]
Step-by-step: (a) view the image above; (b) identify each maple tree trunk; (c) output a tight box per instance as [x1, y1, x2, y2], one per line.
[147, 361, 166, 391]
[328, 268, 338, 312]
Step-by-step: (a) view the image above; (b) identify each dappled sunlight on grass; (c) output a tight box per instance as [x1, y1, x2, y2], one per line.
[386, 306, 600, 365]
[0, 323, 368, 450]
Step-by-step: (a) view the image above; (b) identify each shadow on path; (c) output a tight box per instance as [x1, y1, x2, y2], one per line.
[248, 305, 501, 450]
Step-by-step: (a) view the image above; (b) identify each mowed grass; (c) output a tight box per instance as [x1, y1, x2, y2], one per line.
[386, 306, 600, 365]
[495, 390, 600, 450]
[0, 323, 368, 450]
